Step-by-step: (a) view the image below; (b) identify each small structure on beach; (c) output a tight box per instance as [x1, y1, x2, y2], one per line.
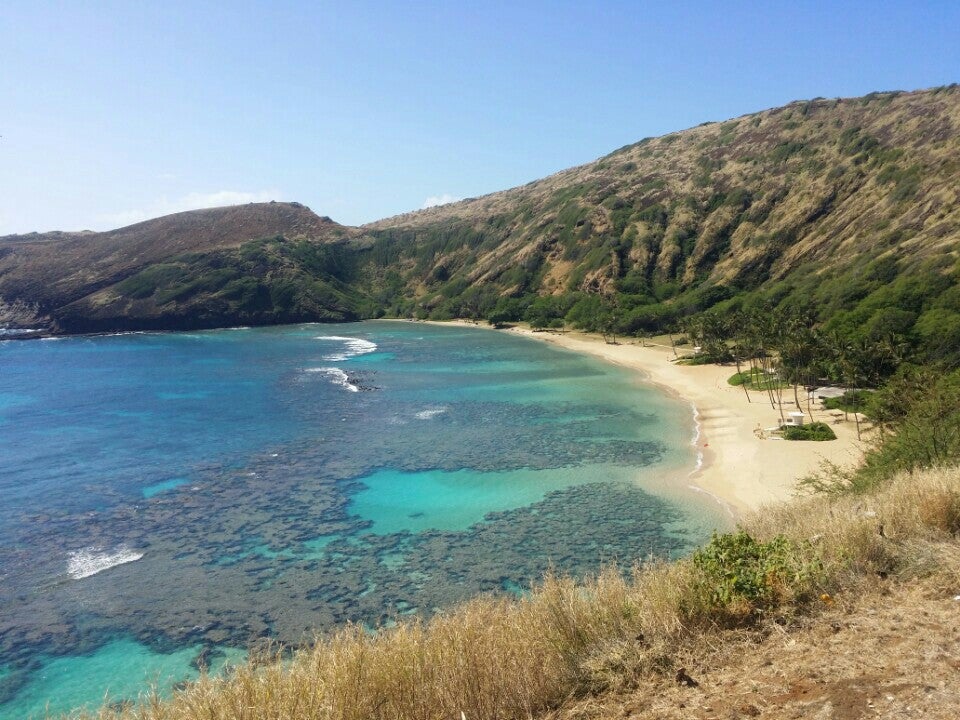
[781, 411, 806, 427]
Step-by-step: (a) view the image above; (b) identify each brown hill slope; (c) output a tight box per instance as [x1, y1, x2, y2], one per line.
[3, 86, 959, 335]
[549, 576, 960, 720]
[361, 86, 960, 322]
[0, 202, 364, 332]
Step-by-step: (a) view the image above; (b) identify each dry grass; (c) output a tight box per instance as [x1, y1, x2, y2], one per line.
[74, 467, 960, 720]
[749, 465, 960, 587]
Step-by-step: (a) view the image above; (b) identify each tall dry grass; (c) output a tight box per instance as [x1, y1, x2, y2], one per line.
[748, 464, 960, 587]
[74, 466, 960, 720]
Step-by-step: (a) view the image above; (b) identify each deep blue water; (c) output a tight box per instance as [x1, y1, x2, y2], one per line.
[0, 322, 726, 718]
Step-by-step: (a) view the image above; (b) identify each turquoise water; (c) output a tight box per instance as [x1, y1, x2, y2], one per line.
[141, 477, 189, 499]
[6, 639, 246, 719]
[0, 321, 726, 718]
[352, 465, 627, 534]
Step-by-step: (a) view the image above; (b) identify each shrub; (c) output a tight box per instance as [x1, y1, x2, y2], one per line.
[855, 370, 960, 487]
[782, 422, 837, 441]
[690, 530, 819, 617]
[823, 390, 873, 414]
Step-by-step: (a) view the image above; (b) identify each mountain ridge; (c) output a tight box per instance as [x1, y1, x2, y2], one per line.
[2, 85, 958, 340]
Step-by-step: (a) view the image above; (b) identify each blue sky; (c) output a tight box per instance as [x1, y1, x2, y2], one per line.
[1, 1, 958, 233]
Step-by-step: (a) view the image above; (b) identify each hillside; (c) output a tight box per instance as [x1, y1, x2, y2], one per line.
[549, 575, 960, 720]
[2, 86, 959, 338]
[360, 87, 960, 338]
[0, 202, 371, 332]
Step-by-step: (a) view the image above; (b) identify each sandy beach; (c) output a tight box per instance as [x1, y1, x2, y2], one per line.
[424, 320, 866, 516]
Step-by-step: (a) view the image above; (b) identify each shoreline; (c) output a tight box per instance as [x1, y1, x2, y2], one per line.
[18, 317, 866, 517]
[417, 320, 865, 517]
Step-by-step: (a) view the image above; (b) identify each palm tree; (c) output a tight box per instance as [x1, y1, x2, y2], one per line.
[777, 312, 820, 421]
[747, 305, 784, 421]
[826, 332, 871, 441]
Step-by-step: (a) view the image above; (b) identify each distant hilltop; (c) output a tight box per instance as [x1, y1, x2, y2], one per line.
[0, 201, 360, 332]
[2, 85, 959, 337]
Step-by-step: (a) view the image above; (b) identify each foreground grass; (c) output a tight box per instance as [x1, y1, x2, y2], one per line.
[76, 467, 960, 720]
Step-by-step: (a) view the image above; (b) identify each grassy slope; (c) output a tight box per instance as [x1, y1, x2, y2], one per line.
[72, 464, 960, 720]
[551, 575, 960, 719]
[55, 234, 374, 332]
[359, 87, 960, 333]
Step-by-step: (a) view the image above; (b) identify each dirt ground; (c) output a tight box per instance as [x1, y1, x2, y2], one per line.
[550, 578, 960, 720]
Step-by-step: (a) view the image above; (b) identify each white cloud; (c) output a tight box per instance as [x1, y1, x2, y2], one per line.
[421, 193, 461, 209]
[101, 189, 282, 228]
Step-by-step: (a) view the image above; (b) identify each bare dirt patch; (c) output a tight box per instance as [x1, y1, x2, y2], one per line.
[550, 578, 960, 719]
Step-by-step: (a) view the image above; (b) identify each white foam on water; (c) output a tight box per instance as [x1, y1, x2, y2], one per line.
[314, 335, 378, 361]
[688, 401, 704, 472]
[689, 401, 701, 447]
[304, 367, 360, 392]
[415, 406, 449, 420]
[67, 545, 145, 579]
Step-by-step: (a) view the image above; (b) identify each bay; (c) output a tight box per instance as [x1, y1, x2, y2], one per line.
[0, 321, 726, 718]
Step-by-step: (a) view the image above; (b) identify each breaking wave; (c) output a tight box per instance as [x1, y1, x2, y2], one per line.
[415, 406, 449, 420]
[67, 546, 145, 579]
[314, 335, 377, 361]
[305, 367, 360, 392]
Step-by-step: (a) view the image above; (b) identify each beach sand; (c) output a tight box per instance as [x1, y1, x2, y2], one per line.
[423, 320, 866, 516]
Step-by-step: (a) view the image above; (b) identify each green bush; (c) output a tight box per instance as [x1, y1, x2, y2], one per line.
[823, 390, 873, 414]
[782, 422, 837, 441]
[691, 530, 818, 611]
[855, 369, 960, 487]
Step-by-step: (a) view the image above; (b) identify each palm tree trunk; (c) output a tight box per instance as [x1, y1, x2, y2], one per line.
[852, 387, 862, 441]
[735, 356, 750, 402]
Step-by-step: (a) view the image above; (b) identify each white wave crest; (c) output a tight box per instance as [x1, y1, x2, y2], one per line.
[415, 406, 448, 420]
[314, 335, 377, 361]
[305, 367, 360, 392]
[689, 401, 701, 447]
[67, 545, 145, 579]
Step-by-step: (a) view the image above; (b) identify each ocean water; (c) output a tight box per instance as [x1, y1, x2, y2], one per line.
[0, 321, 727, 718]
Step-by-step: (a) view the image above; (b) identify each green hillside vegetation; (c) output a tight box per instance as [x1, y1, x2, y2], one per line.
[59, 236, 377, 332]
[356, 86, 960, 372]
[71, 365, 960, 720]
